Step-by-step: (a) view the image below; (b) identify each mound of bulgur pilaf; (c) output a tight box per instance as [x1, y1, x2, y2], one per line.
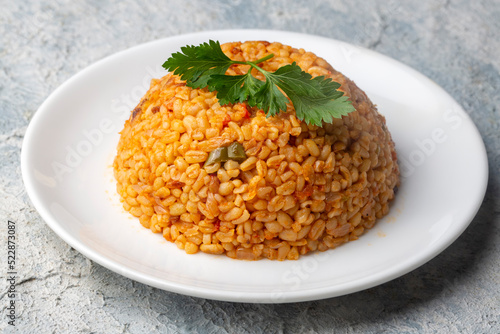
[113, 41, 400, 260]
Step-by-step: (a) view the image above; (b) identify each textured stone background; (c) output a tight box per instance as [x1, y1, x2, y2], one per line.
[1, 0, 499, 333]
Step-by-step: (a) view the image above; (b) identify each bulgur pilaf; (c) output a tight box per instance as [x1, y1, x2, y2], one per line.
[113, 41, 400, 260]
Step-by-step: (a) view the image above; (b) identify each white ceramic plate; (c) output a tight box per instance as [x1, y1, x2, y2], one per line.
[21, 30, 488, 303]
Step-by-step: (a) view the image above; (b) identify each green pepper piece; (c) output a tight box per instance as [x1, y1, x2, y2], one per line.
[203, 146, 228, 167]
[227, 142, 247, 162]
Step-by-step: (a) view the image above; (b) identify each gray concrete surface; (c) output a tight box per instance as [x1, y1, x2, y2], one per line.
[1, 0, 499, 333]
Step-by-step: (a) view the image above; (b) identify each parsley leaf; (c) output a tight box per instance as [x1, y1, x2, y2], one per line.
[162, 40, 234, 88]
[162, 40, 355, 125]
[208, 73, 264, 106]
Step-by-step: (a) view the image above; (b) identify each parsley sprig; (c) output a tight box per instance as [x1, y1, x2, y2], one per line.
[162, 40, 355, 126]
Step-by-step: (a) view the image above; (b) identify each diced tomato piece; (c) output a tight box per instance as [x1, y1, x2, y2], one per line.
[241, 104, 250, 119]
[294, 184, 314, 201]
[222, 114, 231, 127]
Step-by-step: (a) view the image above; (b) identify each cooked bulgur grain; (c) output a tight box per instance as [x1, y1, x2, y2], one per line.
[113, 41, 400, 260]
